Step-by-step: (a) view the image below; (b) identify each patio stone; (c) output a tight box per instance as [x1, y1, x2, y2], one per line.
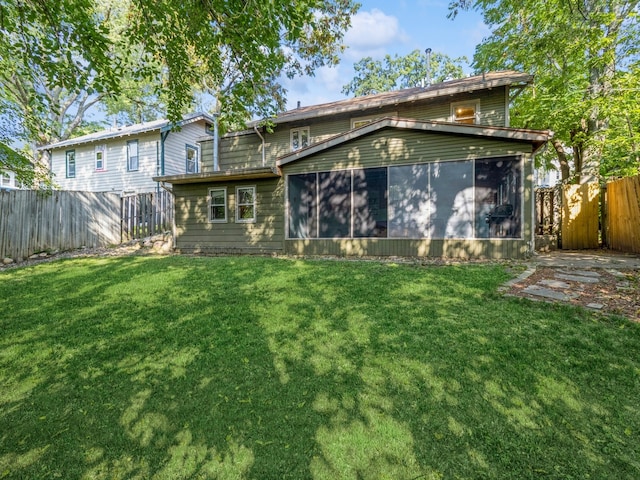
[522, 285, 579, 301]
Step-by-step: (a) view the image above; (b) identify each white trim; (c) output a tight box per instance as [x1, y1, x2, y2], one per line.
[95, 144, 106, 171]
[208, 187, 227, 223]
[290, 127, 310, 152]
[235, 185, 257, 223]
[451, 99, 480, 124]
[350, 112, 397, 129]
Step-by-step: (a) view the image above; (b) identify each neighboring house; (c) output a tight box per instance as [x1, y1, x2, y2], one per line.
[155, 71, 552, 259]
[0, 170, 20, 190]
[40, 113, 215, 194]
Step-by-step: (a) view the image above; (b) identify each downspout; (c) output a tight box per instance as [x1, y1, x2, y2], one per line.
[253, 125, 266, 167]
[212, 112, 220, 171]
[160, 130, 170, 176]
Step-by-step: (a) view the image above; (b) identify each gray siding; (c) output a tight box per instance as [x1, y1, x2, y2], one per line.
[50, 120, 212, 193]
[173, 177, 284, 254]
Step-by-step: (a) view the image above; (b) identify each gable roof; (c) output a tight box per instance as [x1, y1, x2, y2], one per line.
[39, 112, 215, 151]
[276, 117, 552, 167]
[252, 71, 532, 128]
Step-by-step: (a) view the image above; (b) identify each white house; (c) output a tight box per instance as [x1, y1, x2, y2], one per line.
[41, 113, 215, 194]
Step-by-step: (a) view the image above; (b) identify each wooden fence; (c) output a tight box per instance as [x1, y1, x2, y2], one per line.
[0, 190, 174, 261]
[121, 190, 173, 241]
[561, 182, 600, 250]
[605, 175, 640, 254]
[0, 190, 121, 260]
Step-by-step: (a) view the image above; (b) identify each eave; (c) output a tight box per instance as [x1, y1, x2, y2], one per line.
[153, 166, 280, 185]
[277, 117, 552, 167]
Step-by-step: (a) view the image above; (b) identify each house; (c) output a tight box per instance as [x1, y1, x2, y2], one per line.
[1, 170, 20, 190]
[155, 71, 552, 259]
[40, 113, 216, 194]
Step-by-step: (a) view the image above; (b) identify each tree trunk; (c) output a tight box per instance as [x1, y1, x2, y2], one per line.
[552, 139, 571, 182]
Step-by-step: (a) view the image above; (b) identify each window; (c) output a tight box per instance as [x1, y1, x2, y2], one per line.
[286, 157, 521, 240]
[2, 174, 11, 186]
[208, 188, 227, 223]
[451, 100, 480, 124]
[127, 140, 139, 171]
[66, 150, 76, 178]
[236, 186, 256, 223]
[290, 127, 309, 151]
[351, 113, 396, 129]
[186, 145, 199, 173]
[95, 145, 106, 171]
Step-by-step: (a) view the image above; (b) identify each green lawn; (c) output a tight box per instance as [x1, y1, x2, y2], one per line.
[1, 256, 639, 479]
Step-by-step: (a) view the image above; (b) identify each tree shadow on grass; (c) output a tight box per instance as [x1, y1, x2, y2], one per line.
[1, 257, 639, 479]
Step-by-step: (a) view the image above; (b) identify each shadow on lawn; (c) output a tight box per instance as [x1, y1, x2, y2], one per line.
[1, 256, 639, 479]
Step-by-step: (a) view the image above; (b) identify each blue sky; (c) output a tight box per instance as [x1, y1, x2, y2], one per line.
[281, 0, 488, 110]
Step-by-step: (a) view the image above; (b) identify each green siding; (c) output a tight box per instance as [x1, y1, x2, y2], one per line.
[282, 129, 533, 174]
[173, 177, 284, 254]
[284, 239, 530, 258]
[199, 88, 510, 173]
[280, 128, 535, 259]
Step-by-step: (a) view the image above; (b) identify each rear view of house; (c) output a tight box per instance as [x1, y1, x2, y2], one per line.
[41, 113, 215, 194]
[155, 72, 552, 259]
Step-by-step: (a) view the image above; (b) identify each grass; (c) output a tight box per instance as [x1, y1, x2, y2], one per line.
[1, 256, 639, 479]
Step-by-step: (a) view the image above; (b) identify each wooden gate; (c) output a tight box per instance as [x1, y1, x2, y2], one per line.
[605, 175, 640, 254]
[561, 182, 600, 249]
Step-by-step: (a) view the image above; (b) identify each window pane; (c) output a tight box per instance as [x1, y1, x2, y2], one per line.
[209, 189, 226, 221]
[455, 106, 476, 124]
[475, 157, 521, 238]
[288, 173, 317, 238]
[353, 168, 387, 237]
[291, 131, 300, 150]
[318, 171, 351, 238]
[238, 188, 254, 204]
[236, 187, 256, 222]
[388, 165, 429, 237]
[429, 161, 474, 238]
[301, 129, 309, 148]
[238, 205, 254, 219]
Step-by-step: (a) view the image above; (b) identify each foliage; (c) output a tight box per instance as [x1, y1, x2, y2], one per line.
[1, 256, 640, 478]
[0, 0, 359, 183]
[449, 0, 640, 181]
[342, 49, 468, 96]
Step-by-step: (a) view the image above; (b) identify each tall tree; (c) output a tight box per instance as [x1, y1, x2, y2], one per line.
[342, 49, 468, 96]
[0, 0, 359, 185]
[449, 0, 640, 182]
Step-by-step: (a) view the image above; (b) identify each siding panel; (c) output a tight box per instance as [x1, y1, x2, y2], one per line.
[174, 178, 284, 253]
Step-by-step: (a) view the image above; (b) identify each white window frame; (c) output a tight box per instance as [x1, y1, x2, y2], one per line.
[451, 100, 480, 124]
[2, 173, 11, 186]
[186, 144, 199, 174]
[208, 187, 227, 223]
[66, 150, 76, 178]
[235, 186, 256, 223]
[290, 127, 310, 152]
[95, 145, 106, 171]
[351, 112, 397, 129]
[127, 140, 139, 171]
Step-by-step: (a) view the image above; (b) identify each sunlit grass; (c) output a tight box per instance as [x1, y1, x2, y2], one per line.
[1, 256, 639, 479]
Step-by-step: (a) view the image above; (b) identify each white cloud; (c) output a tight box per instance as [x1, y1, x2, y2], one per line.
[343, 8, 407, 60]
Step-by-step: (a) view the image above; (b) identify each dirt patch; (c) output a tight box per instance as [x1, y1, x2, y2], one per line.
[504, 266, 640, 321]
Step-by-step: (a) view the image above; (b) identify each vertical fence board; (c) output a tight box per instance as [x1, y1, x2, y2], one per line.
[0, 191, 124, 260]
[606, 175, 640, 254]
[561, 182, 600, 250]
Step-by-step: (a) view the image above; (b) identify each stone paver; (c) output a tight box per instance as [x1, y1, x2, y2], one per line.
[555, 273, 601, 284]
[538, 279, 571, 289]
[522, 285, 578, 301]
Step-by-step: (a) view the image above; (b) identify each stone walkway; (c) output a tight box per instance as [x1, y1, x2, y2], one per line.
[501, 250, 640, 315]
